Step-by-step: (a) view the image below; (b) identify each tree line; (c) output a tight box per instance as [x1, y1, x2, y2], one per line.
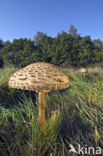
[0, 25, 103, 68]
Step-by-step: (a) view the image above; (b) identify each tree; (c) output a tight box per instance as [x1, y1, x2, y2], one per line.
[69, 24, 77, 37]
[11, 38, 37, 67]
[93, 39, 103, 62]
[34, 31, 47, 46]
[0, 39, 3, 49]
[93, 39, 103, 50]
[32, 49, 42, 62]
[66, 35, 83, 66]
[81, 36, 95, 65]
[1, 38, 37, 67]
[0, 41, 12, 63]
[1, 27, 103, 67]
[51, 32, 70, 65]
[40, 36, 53, 62]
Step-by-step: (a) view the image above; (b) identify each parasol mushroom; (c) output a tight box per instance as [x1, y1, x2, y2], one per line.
[8, 62, 70, 129]
[80, 67, 88, 77]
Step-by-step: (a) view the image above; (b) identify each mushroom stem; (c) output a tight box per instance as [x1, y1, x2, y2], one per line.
[38, 91, 47, 129]
[84, 73, 86, 77]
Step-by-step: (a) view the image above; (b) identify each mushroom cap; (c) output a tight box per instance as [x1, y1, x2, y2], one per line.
[9, 62, 70, 93]
[80, 68, 88, 73]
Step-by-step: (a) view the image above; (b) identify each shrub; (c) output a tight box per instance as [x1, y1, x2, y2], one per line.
[0, 58, 4, 68]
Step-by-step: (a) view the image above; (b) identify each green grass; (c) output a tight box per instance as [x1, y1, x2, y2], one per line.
[0, 66, 103, 155]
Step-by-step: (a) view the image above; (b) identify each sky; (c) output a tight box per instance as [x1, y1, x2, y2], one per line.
[0, 0, 103, 42]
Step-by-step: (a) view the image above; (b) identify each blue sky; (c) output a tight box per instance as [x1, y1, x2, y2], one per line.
[0, 0, 103, 42]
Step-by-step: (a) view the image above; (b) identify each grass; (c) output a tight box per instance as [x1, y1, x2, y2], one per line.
[0, 66, 103, 155]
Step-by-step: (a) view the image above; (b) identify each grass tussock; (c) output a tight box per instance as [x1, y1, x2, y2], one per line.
[0, 66, 103, 155]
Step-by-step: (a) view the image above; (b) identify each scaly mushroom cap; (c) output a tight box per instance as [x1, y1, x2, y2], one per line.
[9, 62, 70, 92]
